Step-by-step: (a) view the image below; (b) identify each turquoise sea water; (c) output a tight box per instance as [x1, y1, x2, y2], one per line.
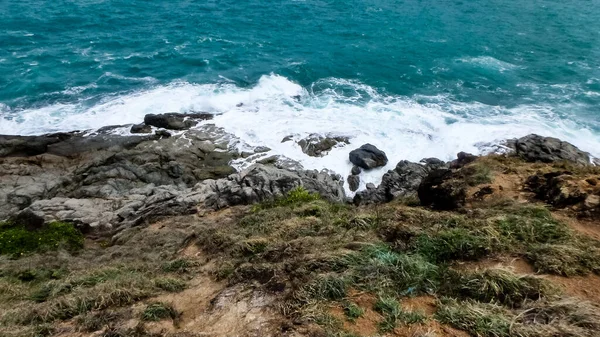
[1, 0, 600, 164]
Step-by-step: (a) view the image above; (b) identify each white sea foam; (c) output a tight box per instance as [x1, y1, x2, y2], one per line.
[457, 56, 521, 72]
[1, 74, 599, 194]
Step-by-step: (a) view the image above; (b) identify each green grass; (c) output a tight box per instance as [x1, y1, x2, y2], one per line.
[416, 228, 494, 263]
[346, 245, 439, 296]
[342, 302, 364, 322]
[463, 163, 494, 186]
[141, 302, 178, 321]
[161, 259, 193, 274]
[252, 187, 321, 211]
[526, 243, 600, 276]
[436, 298, 512, 337]
[445, 268, 556, 308]
[373, 296, 426, 333]
[0, 221, 84, 257]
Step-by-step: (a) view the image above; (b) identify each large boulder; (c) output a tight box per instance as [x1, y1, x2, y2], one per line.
[512, 134, 591, 166]
[417, 169, 467, 210]
[349, 144, 388, 169]
[354, 159, 447, 205]
[144, 112, 213, 130]
[297, 134, 349, 157]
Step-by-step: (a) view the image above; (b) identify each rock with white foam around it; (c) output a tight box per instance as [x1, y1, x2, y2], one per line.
[349, 144, 388, 169]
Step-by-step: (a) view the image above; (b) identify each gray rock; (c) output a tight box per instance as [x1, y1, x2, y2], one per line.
[366, 183, 376, 190]
[512, 134, 591, 166]
[281, 135, 294, 143]
[0, 133, 73, 157]
[254, 146, 271, 153]
[130, 123, 152, 134]
[349, 144, 388, 169]
[348, 175, 360, 192]
[155, 130, 172, 138]
[144, 112, 213, 130]
[195, 164, 345, 211]
[354, 159, 447, 205]
[450, 152, 478, 169]
[351, 166, 362, 176]
[297, 134, 350, 157]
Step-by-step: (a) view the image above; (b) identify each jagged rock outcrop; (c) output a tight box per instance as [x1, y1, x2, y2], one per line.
[0, 125, 238, 230]
[143, 112, 213, 130]
[297, 134, 349, 157]
[354, 159, 447, 205]
[510, 134, 591, 166]
[130, 123, 152, 134]
[349, 144, 388, 169]
[347, 174, 360, 192]
[194, 164, 345, 211]
[123, 164, 346, 225]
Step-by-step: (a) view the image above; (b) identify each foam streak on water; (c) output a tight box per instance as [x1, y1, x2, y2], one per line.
[1, 74, 598, 192]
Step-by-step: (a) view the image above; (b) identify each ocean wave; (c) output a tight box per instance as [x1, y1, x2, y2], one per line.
[1, 75, 599, 193]
[457, 56, 521, 72]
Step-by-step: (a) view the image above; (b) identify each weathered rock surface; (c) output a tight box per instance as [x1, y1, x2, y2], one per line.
[125, 164, 345, 225]
[0, 125, 237, 230]
[349, 144, 388, 169]
[525, 170, 600, 216]
[143, 112, 213, 130]
[354, 159, 447, 205]
[511, 134, 591, 166]
[297, 134, 349, 157]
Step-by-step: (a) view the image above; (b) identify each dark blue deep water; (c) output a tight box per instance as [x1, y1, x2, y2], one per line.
[1, 0, 599, 159]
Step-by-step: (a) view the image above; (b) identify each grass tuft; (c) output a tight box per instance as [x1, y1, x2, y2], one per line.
[141, 302, 178, 321]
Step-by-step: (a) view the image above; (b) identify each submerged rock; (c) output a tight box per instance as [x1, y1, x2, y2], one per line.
[144, 112, 213, 130]
[349, 144, 388, 169]
[512, 134, 591, 166]
[297, 134, 349, 157]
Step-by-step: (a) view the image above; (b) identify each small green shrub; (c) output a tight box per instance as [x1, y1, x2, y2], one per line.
[0, 222, 84, 257]
[342, 302, 364, 322]
[253, 187, 321, 211]
[141, 302, 178, 321]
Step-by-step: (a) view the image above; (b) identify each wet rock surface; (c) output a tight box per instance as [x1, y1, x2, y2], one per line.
[354, 159, 447, 205]
[143, 112, 214, 130]
[297, 134, 349, 157]
[349, 144, 388, 169]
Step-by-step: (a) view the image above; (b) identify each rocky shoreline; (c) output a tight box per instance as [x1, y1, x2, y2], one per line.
[1, 113, 597, 234]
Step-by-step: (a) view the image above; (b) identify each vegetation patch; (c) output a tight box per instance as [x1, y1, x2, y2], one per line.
[0, 221, 83, 257]
[444, 268, 557, 307]
[141, 302, 178, 321]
